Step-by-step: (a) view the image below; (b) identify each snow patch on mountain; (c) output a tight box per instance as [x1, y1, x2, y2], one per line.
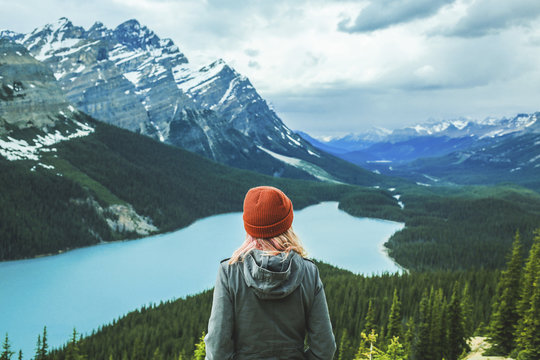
[0, 120, 94, 161]
[258, 146, 342, 183]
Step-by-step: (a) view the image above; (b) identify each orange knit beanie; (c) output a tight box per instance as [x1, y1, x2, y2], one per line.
[243, 186, 294, 238]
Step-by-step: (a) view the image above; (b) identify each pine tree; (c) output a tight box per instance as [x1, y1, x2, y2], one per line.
[151, 347, 163, 360]
[337, 329, 355, 360]
[382, 336, 405, 360]
[429, 288, 446, 360]
[131, 337, 144, 360]
[413, 290, 431, 360]
[17, 351, 21, 360]
[488, 232, 523, 355]
[364, 300, 377, 335]
[34, 335, 42, 360]
[402, 318, 414, 359]
[1, 333, 14, 360]
[387, 290, 402, 342]
[515, 271, 540, 359]
[65, 328, 86, 360]
[446, 283, 469, 360]
[515, 230, 540, 352]
[461, 283, 474, 339]
[193, 332, 206, 360]
[37, 326, 48, 360]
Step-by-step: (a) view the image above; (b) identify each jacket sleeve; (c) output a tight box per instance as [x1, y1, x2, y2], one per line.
[205, 262, 235, 360]
[304, 274, 336, 360]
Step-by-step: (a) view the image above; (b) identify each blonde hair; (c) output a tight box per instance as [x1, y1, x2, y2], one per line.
[229, 227, 307, 264]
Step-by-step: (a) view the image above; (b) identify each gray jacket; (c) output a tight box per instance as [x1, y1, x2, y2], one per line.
[205, 250, 336, 360]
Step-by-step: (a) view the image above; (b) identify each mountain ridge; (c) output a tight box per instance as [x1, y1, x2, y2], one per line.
[1, 17, 387, 186]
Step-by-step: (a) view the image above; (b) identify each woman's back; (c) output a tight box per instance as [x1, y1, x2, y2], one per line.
[204, 186, 336, 360]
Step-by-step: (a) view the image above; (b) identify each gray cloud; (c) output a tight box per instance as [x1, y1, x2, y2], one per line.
[248, 60, 261, 69]
[338, 0, 454, 33]
[441, 0, 540, 38]
[244, 48, 260, 57]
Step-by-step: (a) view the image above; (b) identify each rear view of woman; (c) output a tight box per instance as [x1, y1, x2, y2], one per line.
[205, 186, 336, 360]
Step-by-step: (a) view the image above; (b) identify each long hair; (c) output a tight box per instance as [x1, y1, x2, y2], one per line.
[229, 227, 307, 264]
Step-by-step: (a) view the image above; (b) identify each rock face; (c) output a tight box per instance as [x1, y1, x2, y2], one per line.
[2, 17, 342, 181]
[0, 38, 157, 235]
[0, 39, 70, 132]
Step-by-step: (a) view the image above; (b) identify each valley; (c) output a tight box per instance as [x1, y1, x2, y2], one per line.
[1, 16, 539, 360]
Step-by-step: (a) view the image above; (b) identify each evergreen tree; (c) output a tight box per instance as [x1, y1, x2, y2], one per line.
[17, 351, 21, 360]
[429, 288, 446, 360]
[382, 337, 405, 360]
[1, 333, 14, 360]
[488, 232, 523, 355]
[364, 300, 377, 335]
[34, 335, 42, 360]
[446, 284, 469, 360]
[193, 332, 206, 360]
[515, 273, 540, 359]
[413, 290, 431, 360]
[402, 318, 414, 359]
[38, 327, 48, 360]
[151, 347, 163, 360]
[131, 337, 144, 360]
[515, 230, 540, 350]
[387, 289, 402, 342]
[65, 328, 86, 360]
[461, 283, 474, 340]
[337, 329, 354, 360]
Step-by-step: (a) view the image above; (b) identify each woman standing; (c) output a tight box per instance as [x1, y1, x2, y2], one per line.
[205, 186, 336, 360]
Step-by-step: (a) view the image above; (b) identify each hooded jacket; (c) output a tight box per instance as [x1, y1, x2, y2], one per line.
[205, 250, 336, 360]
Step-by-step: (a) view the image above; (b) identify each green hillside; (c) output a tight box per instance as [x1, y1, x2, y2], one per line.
[1, 115, 401, 261]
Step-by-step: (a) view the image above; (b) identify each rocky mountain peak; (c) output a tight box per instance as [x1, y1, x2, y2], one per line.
[86, 21, 112, 39]
[113, 19, 161, 51]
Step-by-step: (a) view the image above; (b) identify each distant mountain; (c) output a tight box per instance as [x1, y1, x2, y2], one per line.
[1, 17, 386, 185]
[389, 130, 540, 191]
[301, 113, 539, 165]
[299, 113, 540, 190]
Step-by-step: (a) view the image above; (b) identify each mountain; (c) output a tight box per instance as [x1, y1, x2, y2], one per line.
[303, 113, 539, 166]
[0, 38, 405, 261]
[389, 130, 540, 190]
[0, 18, 386, 185]
[300, 113, 540, 190]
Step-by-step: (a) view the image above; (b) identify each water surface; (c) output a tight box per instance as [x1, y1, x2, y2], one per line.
[0, 202, 403, 356]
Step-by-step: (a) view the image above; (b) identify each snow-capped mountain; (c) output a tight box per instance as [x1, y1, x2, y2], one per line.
[301, 113, 539, 166]
[0, 38, 159, 235]
[389, 130, 540, 191]
[0, 38, 94, 160]
[1, 17, 380, 184]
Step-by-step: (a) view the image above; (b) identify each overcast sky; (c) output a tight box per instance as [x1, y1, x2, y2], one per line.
[2, 0, 540, 136]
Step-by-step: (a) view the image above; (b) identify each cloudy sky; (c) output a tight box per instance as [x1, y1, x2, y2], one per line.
[2, 0, 540, 136]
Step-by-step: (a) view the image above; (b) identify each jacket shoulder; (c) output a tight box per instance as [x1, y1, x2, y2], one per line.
[220, 258, 231, 263]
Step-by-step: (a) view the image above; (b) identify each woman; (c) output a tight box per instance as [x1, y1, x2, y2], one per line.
[205, 186, 336, 360]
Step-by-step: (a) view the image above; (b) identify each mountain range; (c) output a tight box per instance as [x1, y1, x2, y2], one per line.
[0, 36, 404, 261]
[300, 113, 540, 191]
[1, 17, 384, 185]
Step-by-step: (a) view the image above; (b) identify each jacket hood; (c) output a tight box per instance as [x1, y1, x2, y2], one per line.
[242, 250, 305, 300]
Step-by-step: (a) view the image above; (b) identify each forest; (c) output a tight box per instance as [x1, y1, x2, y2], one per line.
[2, 230, 538, 359]
[2, 119, 540, 359]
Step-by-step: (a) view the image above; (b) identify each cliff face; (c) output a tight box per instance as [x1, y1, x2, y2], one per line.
[0, 39, 70, 132]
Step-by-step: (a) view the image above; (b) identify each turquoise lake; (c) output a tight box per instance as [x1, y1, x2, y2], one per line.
[0, 202, 404, 357]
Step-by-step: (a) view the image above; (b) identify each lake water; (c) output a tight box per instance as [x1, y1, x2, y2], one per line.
[0, 202, 404, 357]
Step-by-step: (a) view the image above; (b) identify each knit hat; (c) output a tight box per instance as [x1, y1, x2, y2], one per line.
[243, 186, 294, 238]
